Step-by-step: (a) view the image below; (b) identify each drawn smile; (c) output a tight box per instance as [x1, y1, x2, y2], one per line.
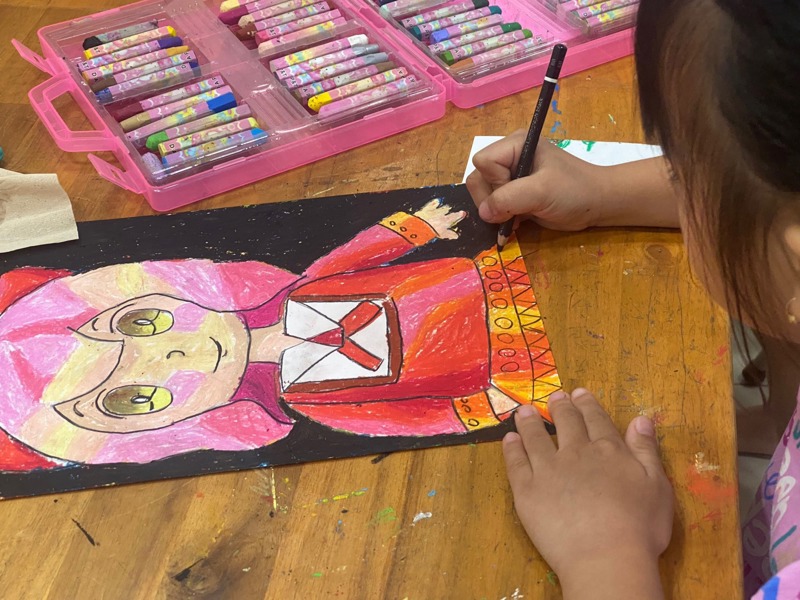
[211, 337, 226, 372]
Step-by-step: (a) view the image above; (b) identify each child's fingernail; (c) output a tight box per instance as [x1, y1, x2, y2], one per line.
[571, 388, 590, 397]
[634, 416, 655, 437]
[478, 202, 495, 220]
[549, 391, 567, 403]
[517, 405, 535, 418]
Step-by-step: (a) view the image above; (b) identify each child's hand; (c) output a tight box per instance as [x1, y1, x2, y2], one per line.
[505, 390, 673, 599]
[414, 199, 467, 240]
[466, 131, 606, 231]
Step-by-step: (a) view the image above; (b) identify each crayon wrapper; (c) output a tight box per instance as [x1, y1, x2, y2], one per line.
[319, 74, 418, 117]
[400, 0, 477, 27]
[161, 105, 252, 141]
[251, 0, 329, 25]
[445, 30, 528, 61]
[138, 76, 225, 111]
[582, 4, 637, 26]
[275, 46, 358, 78]
[268, 34, 367, 69]
[121, 86, 232, 131]
[83, 47, 179, 80]
[103, 63, 196, 100]
[77, 39, 162, 71]
[163, 130, 267, 167]
[127, 97, 217, 142]
[158, 118, 257, 155]
[308, 67, 407, 111]
[416, 7, 494, 37]
[94, 21, 158, 44]
[433, 14, 503, 41]
[108, 51, 196, 84]
[296, 63, 385, 98]
[245, 0, 319, 23]
[453, 36, 544, 69]
[568, 0, 636, 17]
[84, 26, 176, 59]
[255, 10, 341, 44]
[427, 24, 505, 53]
[317, 54, 386, 79]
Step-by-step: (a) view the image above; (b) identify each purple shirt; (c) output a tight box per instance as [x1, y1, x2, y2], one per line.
[743, 389, 800, 598]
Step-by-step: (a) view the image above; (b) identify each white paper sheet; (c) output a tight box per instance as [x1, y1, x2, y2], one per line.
[462, 137, 663, 182]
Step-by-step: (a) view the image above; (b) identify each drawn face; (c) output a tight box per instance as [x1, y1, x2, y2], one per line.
[52, 294, 250, 433]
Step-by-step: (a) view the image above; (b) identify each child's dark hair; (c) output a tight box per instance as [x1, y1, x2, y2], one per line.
[634, 0, 800, 332]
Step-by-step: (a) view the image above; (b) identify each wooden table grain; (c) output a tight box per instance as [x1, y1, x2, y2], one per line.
[0, 2, 742, 598]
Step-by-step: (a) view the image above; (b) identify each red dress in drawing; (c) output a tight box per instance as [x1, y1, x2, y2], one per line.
[236, 210, 560, 436]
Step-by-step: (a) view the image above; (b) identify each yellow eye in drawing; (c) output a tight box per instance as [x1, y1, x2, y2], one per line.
[116, 309, 174, 337]
[102, 385, 173, 416]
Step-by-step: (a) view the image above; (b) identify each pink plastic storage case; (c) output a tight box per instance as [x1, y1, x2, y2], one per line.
[13, 0, 635, 212]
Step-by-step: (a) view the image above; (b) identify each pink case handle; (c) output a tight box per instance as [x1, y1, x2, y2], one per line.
[28, 76, 119, 153]
[86, 154, 143, 194]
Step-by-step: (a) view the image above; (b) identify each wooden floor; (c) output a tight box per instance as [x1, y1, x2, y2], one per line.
[0, 1, 742, 598]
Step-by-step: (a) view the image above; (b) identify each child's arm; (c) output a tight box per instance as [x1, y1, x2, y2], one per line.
[467, 130, 680, 230]
[303, 200, 466, 280]
[505, 389, 672, 600]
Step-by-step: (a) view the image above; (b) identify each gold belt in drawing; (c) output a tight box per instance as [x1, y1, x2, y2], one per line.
[474, 237, 561, 421]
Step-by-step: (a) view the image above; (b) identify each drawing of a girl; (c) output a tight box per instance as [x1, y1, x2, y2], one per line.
[0, 201, 559, 466]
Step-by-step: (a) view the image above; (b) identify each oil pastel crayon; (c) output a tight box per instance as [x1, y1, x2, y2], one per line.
[81, 46, 189, 82]
[141, 152, 167, 179]
[96, 62, 199, 104]
[127, 92, 238, 143]
[82, 20, 159, 50]
[157, 117, 259, 155]
[562, 0, 637, 16]
[120, 85, 233, 131]
[283, 53, 390, 88]
[257, 18, 348, 56]
[162, 129, 268, 167]
[114, 76, 226, 121]
[221, 0, 288, 25]
[308, 67, 407, 111]
[254, 10, 342, 44]
[294, 61, 395, 99]
[449, 35, 548, 71]
[145, 105, 253, 151]
[77, 37, 184, 71]
[429, 14, 503, 43]
[380, 0, 450, 18]
[240, 2, 330, 39]
[240, 0, 327, 27]
[579, 3, 638, 30]
[239, 0, 320, 25]
[250, 2, 330, 28]
[409, 6, 501, 40]
[427, 22, 520, 54]
[268, 34, 368, 70]
[441, 29, 531, 64]
[318, 74, 418, 117]
[90, 51, 196, 92]
[399, 0, 488, 27]
[83, 26, 177, 59]
[274, 44, 379, 79]
[220, 0, 248, 10]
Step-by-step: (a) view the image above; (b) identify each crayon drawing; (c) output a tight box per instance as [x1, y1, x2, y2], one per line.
[0, 186, 560, 499]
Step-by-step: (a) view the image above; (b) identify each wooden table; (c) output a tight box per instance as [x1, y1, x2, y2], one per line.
[0, 2, 742, 598]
